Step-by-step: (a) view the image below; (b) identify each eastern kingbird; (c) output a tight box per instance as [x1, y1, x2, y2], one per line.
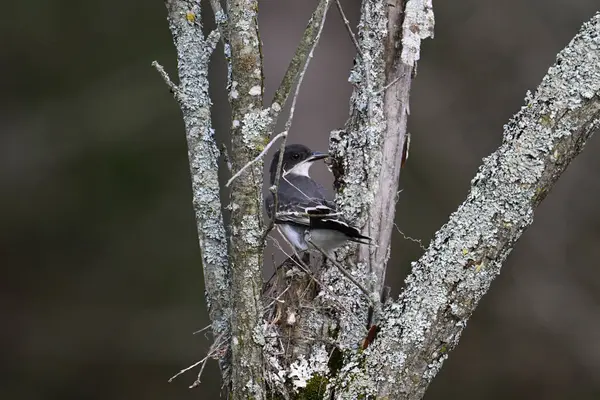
[265, 144, 371, 254]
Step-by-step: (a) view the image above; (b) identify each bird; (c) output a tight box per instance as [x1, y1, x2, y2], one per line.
[265, 144, 371, 255]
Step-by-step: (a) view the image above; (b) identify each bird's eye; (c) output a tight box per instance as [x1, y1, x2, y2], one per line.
[291, 153, 300, 160]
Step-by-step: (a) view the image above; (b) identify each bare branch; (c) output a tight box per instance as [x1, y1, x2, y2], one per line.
[307, 239, 376, 305]
[208, 0, 228, 42]
[338, 11, 600, 399]
[226, 131, 287, 187]
[151, 61, 181, 100]
[270, 0, 332, 121]
[156, 0, 231, 383]
[334, 0, 362, 58]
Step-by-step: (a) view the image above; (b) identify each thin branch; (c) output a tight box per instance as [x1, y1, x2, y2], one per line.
[169, 356, 209, 383]
[192, 324, 212, 335]
[208, 0, 228, 42]
[394, 223, 427, 251]
[307, 239, 376, 306]
[375, 73, 405, 94]
[151, 61, 181, 100]
[169, 331, 227, 386]
[226, 0, 267, 397]
[270, 0, 332, 120]
[157, 0, 231, 383]
[334, 0, 362, 58]
[226, 131, 287, 187]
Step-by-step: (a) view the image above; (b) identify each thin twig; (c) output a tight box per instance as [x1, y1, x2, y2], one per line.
[335, 0, 363, 58]
[189, 356, 210, 389]
[270, 234, 357, 317]
[272, 230, 315, 277]
[169, 356, 209, 383]
[307, 239, 376, 306]
[264, 284, 292, 310]
[375, 73, 405, 94]
[192, 324, 212, 335]
[226, 131, 287, 187]
[169, 331, 226, 385]
[151, 61, 181, 100]
[394, 223, 427, 251]
[270, 0, 332, 115]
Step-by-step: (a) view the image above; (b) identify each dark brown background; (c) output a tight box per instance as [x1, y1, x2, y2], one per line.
[2, 0, 599, 399]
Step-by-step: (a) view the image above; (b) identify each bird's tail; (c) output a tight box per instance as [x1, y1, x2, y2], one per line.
[348, 235, 376, 247]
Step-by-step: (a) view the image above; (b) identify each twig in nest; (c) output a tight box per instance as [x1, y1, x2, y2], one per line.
[307, 239, 376, 306]
[269, 234, 357, 318]
[169, 332, 226, 387]
[192, 324, 212, 335]
[264, 284, 292, 311]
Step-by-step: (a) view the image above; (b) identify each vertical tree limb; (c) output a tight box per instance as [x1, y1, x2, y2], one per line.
[370, 0, 433, 290]
[226, 0, 267, 398]
[330, 0, 434, 302]
[154, 0, 231, 381]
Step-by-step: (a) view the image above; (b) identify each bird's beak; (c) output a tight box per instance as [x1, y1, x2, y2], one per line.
[306, 151, 329, 163]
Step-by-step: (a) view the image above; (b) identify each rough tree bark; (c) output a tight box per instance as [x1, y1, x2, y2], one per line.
[154, 0, 599, 398]
[151, 0, 231, 384]
[225, 0, 268, 397]
[333, 11, 600, 400]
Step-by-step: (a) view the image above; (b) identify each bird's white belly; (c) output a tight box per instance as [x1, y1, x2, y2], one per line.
[277, 224, 348, 254]
[278, 224, 309, 251]
[307, 229, 348, 253]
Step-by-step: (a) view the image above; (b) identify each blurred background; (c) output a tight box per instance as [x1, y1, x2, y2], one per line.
[2, 0, 599, 399]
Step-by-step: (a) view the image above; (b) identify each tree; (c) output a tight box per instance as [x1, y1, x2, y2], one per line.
[153, 0, 600, 398]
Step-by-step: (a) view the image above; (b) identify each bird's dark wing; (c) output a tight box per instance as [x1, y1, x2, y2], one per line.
[265, 176, 371, 243]
[265, 175, 337, 226]
[310, 218, 371, 243]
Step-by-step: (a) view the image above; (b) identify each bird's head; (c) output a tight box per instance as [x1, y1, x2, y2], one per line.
[269, 144, 328, 184]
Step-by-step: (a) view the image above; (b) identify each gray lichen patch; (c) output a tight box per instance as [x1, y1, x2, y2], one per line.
[336, 12, 600, 399]
[331, 0, 388, 226]
[160, 0, 232, 382]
